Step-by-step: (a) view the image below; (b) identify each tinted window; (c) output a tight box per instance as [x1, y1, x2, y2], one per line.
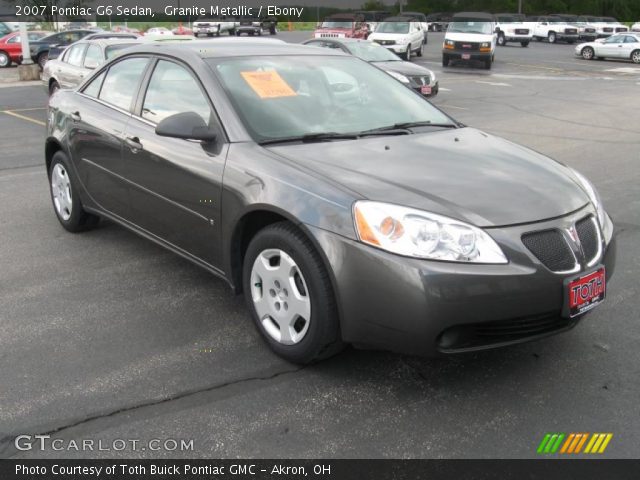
[83, 71, 105, 97]
[625, 36, 639, 43]
[105, 44, 136, 59]
[141, 60, 211, 124]
[66, 43, 86, 66]
[84, 44, 102, 68]
[99, 57, 148, 110]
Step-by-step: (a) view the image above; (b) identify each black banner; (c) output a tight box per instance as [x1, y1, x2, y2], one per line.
[2, 460, 640, 480]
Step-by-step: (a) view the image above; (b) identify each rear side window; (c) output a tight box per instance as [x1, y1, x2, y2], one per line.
[99, 57, 148, 111]
[141, 60, 211, 124]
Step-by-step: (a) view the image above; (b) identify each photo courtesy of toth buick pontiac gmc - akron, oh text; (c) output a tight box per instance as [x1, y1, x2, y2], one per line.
[45, 40, 616, 364]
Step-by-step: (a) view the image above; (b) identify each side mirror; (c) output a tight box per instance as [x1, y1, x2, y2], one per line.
[155, 112, 217, 142]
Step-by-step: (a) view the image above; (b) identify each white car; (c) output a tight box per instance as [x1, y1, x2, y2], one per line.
[443, 12, 497, 70]
[533, 16, 579, 43]
[146, 27, 174, 36]
[632, 22, 640, 32]
[193, 17, 237, 37]
[575, 33, 640, 64]
[494, 14, 533, 47]
[368, 17, 425, 60]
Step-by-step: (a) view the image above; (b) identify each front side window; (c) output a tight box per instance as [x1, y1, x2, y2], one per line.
[142, 60, 211, 124]
[99, 57, 148, 111]
[83, 44, 102, 68]
[66, 44, 86, 66]
[321, 21, 353, 29]
[211, 55, 453, 143]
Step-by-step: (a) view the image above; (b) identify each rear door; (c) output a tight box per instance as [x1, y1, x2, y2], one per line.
[68, 56, 151, 219]
[120, 58, 227, 266]
[57, 42, 86, 88]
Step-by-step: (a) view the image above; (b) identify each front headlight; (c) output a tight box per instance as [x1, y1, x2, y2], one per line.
[397, 36, 409, 44]
[353, 201, 508, 263]
[481, 42, 490, 48]
[445, 39, 455, 46]
[386, 70, 410, 83]
[570, 168, 607, 228]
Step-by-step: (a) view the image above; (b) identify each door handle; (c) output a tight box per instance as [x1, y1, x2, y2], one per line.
[125, 136, 143, 153]
[70, 111, 81, 122]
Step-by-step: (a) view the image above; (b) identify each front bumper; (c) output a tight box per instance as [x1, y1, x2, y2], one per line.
[383, 44, 409, 54]
[443, 50, 492, 61]
[237, 25, 261, 33]
[412, 80, 438, 97]
[194, 26, 220, 35]
[307, 207, 617, 357]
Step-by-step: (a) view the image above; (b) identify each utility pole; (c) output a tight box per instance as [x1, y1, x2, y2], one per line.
[399, 0, 403, 14]
[518, 0, 523, 14]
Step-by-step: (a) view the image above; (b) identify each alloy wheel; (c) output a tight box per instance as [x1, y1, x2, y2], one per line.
[51, 163, 72, 221]
[632, 50, 640, 64]
[582, 47, 594, 60]
[250, 249, 311, 345]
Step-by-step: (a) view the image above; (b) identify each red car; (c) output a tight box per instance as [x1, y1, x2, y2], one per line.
[0, 31, 51, 67]
[313, 14, 370, 40]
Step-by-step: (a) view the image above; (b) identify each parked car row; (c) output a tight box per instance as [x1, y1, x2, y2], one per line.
[192, 16, 278, 37]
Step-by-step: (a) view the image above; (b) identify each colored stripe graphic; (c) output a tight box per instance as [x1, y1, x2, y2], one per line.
[540, 433, 613, 455]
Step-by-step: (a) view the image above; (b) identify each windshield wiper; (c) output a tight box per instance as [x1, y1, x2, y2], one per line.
[360, 121, 459, 135]
[259, 132, 359, 146]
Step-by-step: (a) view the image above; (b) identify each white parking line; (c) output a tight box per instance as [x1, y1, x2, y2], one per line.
[439, 87, 452, 92]
[475, 81, 512, 87]
[605, 67, 640, 74]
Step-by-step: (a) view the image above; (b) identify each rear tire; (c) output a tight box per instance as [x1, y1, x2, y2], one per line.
[548, 31, 556, 43]
[632, 50, 640, 64]
[48, 151, 100, 233]
[37, 52, 48, 68]
[243, 222, 344, 364]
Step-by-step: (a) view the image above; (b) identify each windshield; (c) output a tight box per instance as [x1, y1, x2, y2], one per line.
[447, 21, 493, 34]
[349, 42, 401, 61]
[497, 16, 520, 24]
[210, 55, 454, 143]
[376, 22, 410, 34]
[321, 21, 353, 29]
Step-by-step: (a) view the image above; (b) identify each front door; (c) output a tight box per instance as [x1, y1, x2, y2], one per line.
[121, 59, 227, 267]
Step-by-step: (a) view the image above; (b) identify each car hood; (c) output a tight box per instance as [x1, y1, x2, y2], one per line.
[267, 128, 589, 227]
[372, 60, 434, 77]
[369, 32, 409, 41]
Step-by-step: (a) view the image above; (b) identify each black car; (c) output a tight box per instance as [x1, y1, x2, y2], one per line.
[46, 41, 615, 363]
[30, 29, 94, 67]
[303, 37, 439, 97]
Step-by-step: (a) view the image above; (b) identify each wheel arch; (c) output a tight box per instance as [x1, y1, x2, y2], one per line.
[227, 205, 342, 318]
[45, 137, 65, 176]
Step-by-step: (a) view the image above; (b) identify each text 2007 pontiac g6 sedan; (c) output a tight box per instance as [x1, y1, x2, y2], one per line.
[46, 41, 616, 364]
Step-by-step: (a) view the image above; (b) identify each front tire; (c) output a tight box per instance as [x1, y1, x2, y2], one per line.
[484, 58, 492, 70]
[442, 54, 450, 67]
[582, 46, 595, 60]
[416, 42, 423, 57]
[497, 33, 506, 46]
[49, 80, 59, 96]
[402, 45, 411, 60]
[243, 222, 343, 364]
[521, 40, 530, 47]
[48, 151, 99, 232]
[37, 52, 48, 68]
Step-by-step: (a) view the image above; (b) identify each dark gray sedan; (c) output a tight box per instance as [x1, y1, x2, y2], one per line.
[45, 41, 616, 364]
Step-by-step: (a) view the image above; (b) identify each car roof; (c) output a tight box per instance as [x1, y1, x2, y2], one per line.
[121, 40, 347, 59]
[381, 16, 417, 22]
[452, 12, 495, 21]
[77, 38, 140, 47]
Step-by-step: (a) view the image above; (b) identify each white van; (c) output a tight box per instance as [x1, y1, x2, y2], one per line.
[443, 12, 496, 69]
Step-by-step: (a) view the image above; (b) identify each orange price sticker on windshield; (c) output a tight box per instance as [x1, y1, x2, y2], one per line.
[241, 70, 297, 99]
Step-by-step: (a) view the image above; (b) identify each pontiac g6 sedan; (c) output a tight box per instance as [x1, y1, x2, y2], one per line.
[46, 42, 616, 364]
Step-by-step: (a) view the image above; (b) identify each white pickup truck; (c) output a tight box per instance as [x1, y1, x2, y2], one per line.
[494, 14, 533, 47]
[577, 16, 628, 37]
[193, 17, 237, 37]
[532, 16, 579, 43]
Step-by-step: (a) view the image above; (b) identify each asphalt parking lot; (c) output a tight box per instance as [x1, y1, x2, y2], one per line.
[1, 31, 639, 459]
